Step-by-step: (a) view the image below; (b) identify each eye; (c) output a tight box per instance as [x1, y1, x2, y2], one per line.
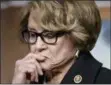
[43, 32, 56, 38]
[29, 31, 36, 37]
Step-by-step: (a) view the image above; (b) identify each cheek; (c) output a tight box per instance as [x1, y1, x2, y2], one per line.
[50, 36, 75, 58]
[46, 37, 65, 57]
[29, 36, 75, 70]
[44, 37, 75, 67]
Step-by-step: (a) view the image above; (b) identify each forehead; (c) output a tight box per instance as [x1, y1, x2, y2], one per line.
[28, 9, 42, 31]
[29, 8, 40, 21]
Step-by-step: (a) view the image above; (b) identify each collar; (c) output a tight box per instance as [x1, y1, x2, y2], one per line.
[61, 50, 102, 84]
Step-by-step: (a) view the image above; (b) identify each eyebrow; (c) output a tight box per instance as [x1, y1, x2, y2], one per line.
[28, 27, 49, 33]
[28, 27, 37, 31]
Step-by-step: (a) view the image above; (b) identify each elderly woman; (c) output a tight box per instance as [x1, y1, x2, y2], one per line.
[12, 0, 111, 84]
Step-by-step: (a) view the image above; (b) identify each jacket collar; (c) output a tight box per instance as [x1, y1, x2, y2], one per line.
[61, 50, 102, 84]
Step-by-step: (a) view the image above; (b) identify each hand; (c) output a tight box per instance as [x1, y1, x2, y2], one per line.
[12, 53, 45, 84]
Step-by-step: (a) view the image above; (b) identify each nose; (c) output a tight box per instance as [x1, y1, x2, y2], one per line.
[35, 36, 47, 52]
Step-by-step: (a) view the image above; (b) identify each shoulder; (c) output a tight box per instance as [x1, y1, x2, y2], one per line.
[61, 50, 111, 84]
[95, 67, 111, 84]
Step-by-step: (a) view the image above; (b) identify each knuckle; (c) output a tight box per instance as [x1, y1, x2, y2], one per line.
[31, 59, 36, 63]
[18, 66, 22, 71]
[27, 53, 31, 57]
[29, 68, 35, 73]
[28, 53, 33, 57]
[15, 60, 21, 66]
[32, 65, 36, 70]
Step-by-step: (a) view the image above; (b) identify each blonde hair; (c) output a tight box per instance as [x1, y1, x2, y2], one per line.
[20, 0, 101, 51]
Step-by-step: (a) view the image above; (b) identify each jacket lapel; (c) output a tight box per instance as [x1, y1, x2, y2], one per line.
[61, 50, 102, 84]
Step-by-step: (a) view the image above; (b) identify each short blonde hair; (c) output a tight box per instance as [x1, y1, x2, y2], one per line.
[20, 0, 101, 51]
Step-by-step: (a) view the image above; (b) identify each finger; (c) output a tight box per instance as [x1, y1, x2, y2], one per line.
[31, 72, 35, 81]
[28, 67, 38, 82]
[34, 61, 43, 76]
[24, 59, 43, 76]
[18, 63, 36, 80]
[25, 66, 36, 81]
[15, 61, 38, 82]
[23, 53, 46, 61]
[35, 68, 38, 82]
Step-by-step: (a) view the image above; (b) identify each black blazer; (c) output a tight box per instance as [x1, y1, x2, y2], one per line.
[31, 50, 111, 84]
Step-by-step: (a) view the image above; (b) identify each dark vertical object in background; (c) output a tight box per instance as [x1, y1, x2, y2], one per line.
[0, 6, 1, 84]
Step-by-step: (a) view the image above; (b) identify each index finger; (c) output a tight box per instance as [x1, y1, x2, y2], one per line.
[23, 53, 46, 61]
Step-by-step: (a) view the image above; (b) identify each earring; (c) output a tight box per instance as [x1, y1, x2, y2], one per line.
[75, 49, 80, 59]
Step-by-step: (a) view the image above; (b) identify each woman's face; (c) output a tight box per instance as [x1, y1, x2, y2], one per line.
[28, 10, 76, 71]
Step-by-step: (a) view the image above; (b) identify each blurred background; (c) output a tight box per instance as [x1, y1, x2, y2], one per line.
[1, 1, 111, 83]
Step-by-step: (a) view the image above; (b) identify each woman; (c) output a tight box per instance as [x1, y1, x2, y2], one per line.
[12, 0, 111, 84]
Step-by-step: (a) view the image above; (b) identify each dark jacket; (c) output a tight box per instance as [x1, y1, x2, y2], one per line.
[31, 50, 111, 84]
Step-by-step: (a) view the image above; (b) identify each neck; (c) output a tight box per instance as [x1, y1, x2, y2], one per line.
[45, 58, 75, 84]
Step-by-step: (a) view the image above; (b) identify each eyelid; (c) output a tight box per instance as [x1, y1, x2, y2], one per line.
[28, 30, 36, 33]
[29, 31, 36, 34]
[42, 32, 56, 35]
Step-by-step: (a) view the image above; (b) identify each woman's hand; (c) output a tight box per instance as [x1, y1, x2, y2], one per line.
[12, 53, 45, 84]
